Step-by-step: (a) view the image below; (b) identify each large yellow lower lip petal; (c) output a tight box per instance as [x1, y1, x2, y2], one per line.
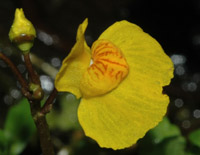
[78, 81, 169, 149]
[78, 20, 174, 149]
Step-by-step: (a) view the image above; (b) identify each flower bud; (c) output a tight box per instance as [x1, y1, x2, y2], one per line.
[9, 8, 36, 53]
[29, 83, 44, 100]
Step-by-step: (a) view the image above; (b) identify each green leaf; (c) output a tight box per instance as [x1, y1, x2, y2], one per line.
[140, 136, 186, 155]
[186, 146, 200, 155]
[0, 129, 6, 153]
[139, 117, 186, 155]
[0, 129, 5, 148]
[149, 117, 181, 144]
[3, 98, 36, 155]
[162, 136, 186, 155]
[188, 129, 200, 148]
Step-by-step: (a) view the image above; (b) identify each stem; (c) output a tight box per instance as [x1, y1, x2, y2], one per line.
[30, 101, 55, 155]
[36, 115, 55, 155]
[23, 52, 55, 154]
[0, 52, 28, 89]
[23, 53, 40, 84]
[0, 52, 32, 98]
[0, 52, 55, 154]
[41, 88, 57, 115]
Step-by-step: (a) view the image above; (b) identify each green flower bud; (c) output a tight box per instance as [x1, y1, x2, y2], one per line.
[29, 83, 44, 100]
[9, 8, 36, 53]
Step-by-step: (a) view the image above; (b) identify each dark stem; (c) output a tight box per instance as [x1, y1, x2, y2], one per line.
[0, 52, 55, 154]
[0, 52, 28, 89]
[0, 52, 32, 98]
[30, 101, 55, 155]
[23, 53, 40, 84]
[41, 88, 57, 115]
[23, 52, 55, 154]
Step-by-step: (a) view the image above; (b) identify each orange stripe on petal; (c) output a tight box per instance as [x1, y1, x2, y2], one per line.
[80, 40, 129, 98]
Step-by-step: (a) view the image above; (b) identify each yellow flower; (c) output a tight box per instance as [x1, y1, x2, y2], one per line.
[9, 8, 36, 52]
[55, 19, 174, 149]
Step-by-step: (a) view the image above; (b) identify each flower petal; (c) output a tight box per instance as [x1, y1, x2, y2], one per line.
[78, 21, 174, 149]
[55, 19, 91, 98]
[78, 89, 169, 149]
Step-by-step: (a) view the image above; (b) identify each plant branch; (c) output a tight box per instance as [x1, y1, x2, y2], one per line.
[0, 52, 32, 98]
[0, 51, 55, 154]
[30, 101, 55, 155]
[41, 88, 57, 115]
[23, 51, 55, 154]
[23, 53, 40, 84]
[0, 52, 27, 89]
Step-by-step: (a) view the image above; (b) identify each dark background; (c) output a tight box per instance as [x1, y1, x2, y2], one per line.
[0, 0, 200, 154]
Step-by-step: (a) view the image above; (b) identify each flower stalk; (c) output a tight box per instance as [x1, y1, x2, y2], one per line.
[23, 53, 40, 85]
[41, 88, 57, 115]
[29, 100, 55, 155]
[0, 51, 56, 155]
[0, 52, 31, 98]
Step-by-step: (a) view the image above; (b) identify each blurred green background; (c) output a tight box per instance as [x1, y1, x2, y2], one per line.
[0, 0, 200, 154]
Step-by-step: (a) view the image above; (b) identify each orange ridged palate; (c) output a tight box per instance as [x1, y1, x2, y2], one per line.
[80, 40, 129, 98]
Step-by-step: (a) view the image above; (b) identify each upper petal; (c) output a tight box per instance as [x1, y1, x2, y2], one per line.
[55, 19, 91, 99]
